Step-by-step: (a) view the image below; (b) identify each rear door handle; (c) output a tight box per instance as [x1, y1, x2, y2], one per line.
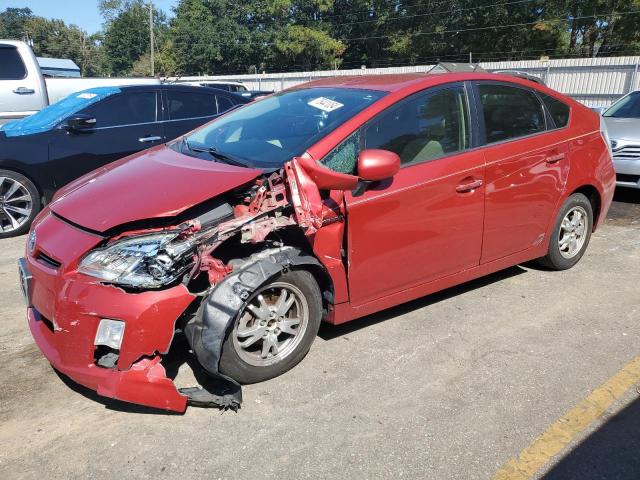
[138, 136, 162, 143]
[13, 87, 35, 95]
[456, 179, 483, 193]
[546, 152, 565, 164]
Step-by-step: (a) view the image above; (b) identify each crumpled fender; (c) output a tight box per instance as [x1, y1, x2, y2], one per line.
[183, 246, 323, 406]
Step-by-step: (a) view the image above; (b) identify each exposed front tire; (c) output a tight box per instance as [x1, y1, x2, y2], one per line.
[0, 170, 41, 239]
[537, 193, 593, 270]
[219, 269, 322, 384]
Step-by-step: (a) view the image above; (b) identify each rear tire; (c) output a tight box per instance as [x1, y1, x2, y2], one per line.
[537, 193, 593, 270]
[219, 269, 322, 384]
[0, 170, 41, 239]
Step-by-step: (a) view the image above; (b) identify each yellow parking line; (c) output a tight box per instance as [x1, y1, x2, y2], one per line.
[492, 355, 640, 480]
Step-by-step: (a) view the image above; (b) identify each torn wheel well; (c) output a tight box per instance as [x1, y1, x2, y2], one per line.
[217, 227, 335, 315]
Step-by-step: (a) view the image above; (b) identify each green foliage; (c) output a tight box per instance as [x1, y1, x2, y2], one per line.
[2, 1, 640, 77]
[0, 7, 110, 76]
[0, 7, 33, 39]
[102, 0, 160, 75]
[275, 25, 345, 69]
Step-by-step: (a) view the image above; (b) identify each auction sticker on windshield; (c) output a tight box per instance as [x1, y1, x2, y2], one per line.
[308, 97, 344, 112]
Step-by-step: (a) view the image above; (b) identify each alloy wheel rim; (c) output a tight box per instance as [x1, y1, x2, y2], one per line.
[558, 206, 588, 259]
[232, 281, 309, 367]
[0, 176, 33, 233]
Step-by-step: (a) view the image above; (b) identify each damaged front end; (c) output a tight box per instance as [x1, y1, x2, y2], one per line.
[26, 158, 345, 412]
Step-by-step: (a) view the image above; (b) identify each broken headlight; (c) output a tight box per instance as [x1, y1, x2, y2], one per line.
[78, 232, 195, 289]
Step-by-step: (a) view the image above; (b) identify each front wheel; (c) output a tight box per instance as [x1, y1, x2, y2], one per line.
[0, 170, 41, 239]
[537, 193, 593, 270]
[219, 269, 322, 384]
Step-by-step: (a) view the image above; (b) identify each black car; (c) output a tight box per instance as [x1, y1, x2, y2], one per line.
[0, 84, 249, 237]
[187, 81, 274, 100]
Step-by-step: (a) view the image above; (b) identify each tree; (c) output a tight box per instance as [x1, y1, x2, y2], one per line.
[102, 0, 151, 74]
[563, 0, 640, 57]
[274, 25, 345, 69]
[0, 7, 33, 40]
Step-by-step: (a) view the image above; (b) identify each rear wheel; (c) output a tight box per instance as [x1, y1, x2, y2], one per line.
[537, 193, 593, 270]
[0, 170, 40, 238]
[219, 269, 322, 384]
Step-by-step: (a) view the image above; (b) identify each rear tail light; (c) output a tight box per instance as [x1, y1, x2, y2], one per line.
[599, 116, 613, 159]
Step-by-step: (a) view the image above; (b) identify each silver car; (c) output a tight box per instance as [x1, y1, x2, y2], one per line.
[602, 91, 640, 189]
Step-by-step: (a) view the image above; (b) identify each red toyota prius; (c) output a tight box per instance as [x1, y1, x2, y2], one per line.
[20, 73, 615, 412]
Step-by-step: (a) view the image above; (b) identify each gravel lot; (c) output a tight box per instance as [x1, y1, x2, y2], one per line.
[0, 191, 638, 480]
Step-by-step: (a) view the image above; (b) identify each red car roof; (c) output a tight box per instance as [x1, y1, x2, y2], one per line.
[298, 72, 555, 94]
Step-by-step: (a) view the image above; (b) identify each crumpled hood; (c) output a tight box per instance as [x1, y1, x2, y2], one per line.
[49, 144, 262, 232]
[603, 116, 640, 141]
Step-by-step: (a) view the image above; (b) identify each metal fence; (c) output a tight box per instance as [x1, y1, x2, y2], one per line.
[176, 56, 640, 107]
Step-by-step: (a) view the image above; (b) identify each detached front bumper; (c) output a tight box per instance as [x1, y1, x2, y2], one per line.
[23, 212, 195, 412]
[27, 307, 188, 412]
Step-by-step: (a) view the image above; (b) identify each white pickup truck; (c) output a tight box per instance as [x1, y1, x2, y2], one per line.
[0, 40, 159, 124]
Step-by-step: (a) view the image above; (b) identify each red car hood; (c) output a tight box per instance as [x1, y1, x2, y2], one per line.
[49, 145, 262, 232]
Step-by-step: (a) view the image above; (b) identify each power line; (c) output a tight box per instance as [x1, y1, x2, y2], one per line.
[330, 0, 536, 28]
[341, 9, 640, 41]
[165, 9, 640, 47]
[317, 0, 457, 21]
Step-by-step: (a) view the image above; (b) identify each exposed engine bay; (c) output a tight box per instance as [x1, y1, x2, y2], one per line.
[75, 159, 339, 410]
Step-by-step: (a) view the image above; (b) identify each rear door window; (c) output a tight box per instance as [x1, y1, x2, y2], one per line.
[478, 84, 546, 143]
[166, 90, 218, 119]
[0, 46, 27, 80]
[216, 95, 235, 114]
[80, 91, 157, 127]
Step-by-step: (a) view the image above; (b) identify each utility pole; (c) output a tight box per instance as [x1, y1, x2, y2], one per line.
[149, 2, 155, 77]
[469, 51, 473, 64]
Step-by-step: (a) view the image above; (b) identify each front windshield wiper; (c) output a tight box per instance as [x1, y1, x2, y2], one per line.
[182, 137, 249, 168]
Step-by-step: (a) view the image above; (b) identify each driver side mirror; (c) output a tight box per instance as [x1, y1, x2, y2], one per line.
[66, 114, 96, 131]
[352, 149, 400, 196]
[293, 148, 399, 195]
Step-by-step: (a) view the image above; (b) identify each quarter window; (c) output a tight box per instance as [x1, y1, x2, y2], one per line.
[321, 130, 362, 175]
[166, 91, 218, 120]
[540, 93, 570, 128]
[0, 46, 27, 80]
[80, 92, 157, 128]
[365, 86, 470, 166]
[216, 95, 235, 114]
[479, 84, 546, 143]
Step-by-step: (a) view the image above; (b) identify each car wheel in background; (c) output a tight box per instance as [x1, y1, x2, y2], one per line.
[0, 170, 41, 239]
[537, 192, 593, 270]
[219, 269, 322, 384]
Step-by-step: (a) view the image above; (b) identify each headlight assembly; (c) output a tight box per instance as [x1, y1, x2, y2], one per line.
[78, 232, 195, 289]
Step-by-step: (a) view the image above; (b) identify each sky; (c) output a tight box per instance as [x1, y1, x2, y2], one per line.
[1, 0, 179, 34]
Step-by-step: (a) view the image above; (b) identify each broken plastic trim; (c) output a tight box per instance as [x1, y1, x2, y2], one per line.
[183, 246, 322, 409]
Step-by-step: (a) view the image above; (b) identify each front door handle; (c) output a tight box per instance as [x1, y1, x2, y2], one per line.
[546, 152, 565, 164]
[13, 87, 35, 95]
[456, 179, 483, 193]
[138, 136, 162, 143]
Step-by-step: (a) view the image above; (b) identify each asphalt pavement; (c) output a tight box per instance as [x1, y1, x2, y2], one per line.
[0, 190, 638, 480]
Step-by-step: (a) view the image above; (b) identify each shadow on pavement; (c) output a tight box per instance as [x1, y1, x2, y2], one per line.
[543, 395, 640, 479]
[318, 265, 527, 341]
[54, 369, 182, 415]
[53, 264, 529, 411]
[613, 187, 640, 205]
